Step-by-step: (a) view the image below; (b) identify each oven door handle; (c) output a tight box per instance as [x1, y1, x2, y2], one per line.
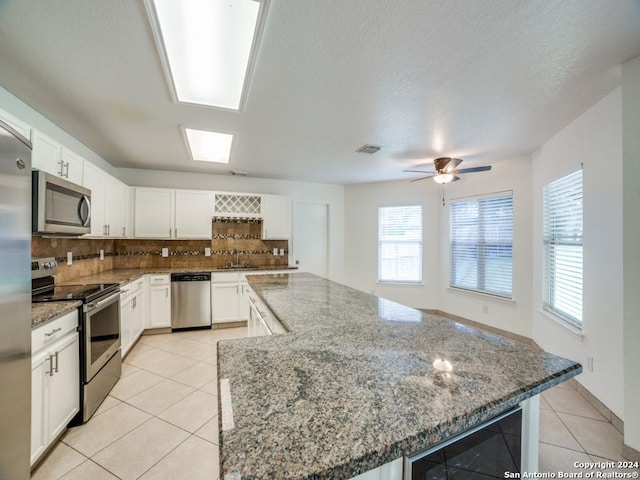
[84, 290, 120, 313]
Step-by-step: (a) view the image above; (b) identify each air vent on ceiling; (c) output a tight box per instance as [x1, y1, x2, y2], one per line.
[356, 144, 382, 154]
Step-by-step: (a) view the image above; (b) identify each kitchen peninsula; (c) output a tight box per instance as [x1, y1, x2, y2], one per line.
[218, 273, 581, 479]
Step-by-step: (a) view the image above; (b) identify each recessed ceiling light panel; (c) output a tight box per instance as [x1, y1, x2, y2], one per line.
[184, 128, 234, 163]
[146, 0, 268, 110]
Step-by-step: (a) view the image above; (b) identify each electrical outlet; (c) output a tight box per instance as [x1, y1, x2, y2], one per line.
[100, 249, 104, 260]
[279, 248, 285, 256]
[205, 247, 211, 257]
[162, 247, 169, 257]
[67, 251, 73, 265]
[273, 248, 278, 255]
[483, 305, 489, 314]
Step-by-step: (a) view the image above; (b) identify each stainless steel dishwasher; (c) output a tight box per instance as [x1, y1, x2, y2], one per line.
[171, 272, 212, 330]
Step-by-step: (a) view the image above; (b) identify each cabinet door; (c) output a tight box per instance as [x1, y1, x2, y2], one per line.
[60, 148, 84, 184]
[134, 188, 174, 238]
[175, 190, 212, 239]
[120, 295, 133, 357]
[48, 333, 80, 441]
[262, 194, 290, 239]
[239, 283, 250, 321]
[31, 350, 49, 466]
[106, 175, 128, 237]
[0, 108, 31, 140]
[132, 290, 146, 341]
[82, 161, 107, 236]
[149, 285, 171, 328]
[32, 131, 63, 177]
[212, 283, 241, 323]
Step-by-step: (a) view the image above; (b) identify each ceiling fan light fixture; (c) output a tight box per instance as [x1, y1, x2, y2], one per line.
[433, 173, 454, 184]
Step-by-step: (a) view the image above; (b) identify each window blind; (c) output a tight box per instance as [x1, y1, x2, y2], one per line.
[378, 205, 422, 283]
[450, 192, 513, 297]
[543, 170, 583, 327]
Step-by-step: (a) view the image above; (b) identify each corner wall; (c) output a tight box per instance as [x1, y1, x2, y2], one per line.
[343, 179, 441, 308]
[622, 55, 640, 454]
[531, 87, 624, 419]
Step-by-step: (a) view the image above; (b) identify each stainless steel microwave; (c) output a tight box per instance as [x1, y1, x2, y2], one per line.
[32, 170, 91, 235]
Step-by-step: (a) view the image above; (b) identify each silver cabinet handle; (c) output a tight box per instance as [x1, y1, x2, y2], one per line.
[63, 162, 70, 178]
[58, 160, 64, 176]
[166, 287, 169, 298]
[122, 227, 126, 236]
[53, 351, 59, 373]
[45, 327, 62, 337]
[107, 224, 110, 236]
[47, 355, 54, 376]
[174, 228, 177, 238]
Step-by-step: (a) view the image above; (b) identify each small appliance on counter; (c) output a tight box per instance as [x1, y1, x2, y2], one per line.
[32, 257, 121, 423]
[32, 169, 92, 235]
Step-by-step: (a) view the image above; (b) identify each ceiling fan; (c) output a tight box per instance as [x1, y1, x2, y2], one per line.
[404, 157, 491, 184]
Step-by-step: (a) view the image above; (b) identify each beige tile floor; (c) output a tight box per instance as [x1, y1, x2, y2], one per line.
[31, 327, 628, 479]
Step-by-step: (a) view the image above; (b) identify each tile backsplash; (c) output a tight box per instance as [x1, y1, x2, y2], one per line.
[32, 219, 289, 283]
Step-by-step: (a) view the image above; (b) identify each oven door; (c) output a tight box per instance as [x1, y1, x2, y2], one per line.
[84, 291, 121, 382]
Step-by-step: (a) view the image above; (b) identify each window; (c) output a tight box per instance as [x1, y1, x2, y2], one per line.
[543, 170, 583, 327]
[450, 192, 513, 297]
[378, 205, 422, 283]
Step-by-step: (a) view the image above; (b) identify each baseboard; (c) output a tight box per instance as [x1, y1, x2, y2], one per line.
[622, 443, 640, 462]
[212, 320, 247, 330]
[143, 327, 172, 335]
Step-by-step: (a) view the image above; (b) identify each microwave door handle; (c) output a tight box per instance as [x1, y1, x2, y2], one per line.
[78, 195, 91, 226]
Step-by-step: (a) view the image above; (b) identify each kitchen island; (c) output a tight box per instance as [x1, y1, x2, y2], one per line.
[217, 272, 581, 479]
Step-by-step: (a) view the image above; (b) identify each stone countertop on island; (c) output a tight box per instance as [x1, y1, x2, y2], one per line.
[217, 272, 581, 480]
[32, 301, 82, 329]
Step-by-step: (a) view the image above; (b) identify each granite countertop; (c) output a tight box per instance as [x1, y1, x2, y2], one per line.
[218, 272, 581, 480]
[58, 266, 297, 287]
[32, 301, 82, 329]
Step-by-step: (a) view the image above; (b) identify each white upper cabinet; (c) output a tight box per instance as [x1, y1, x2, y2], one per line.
[82, 161, 107, 237]
[106, 176, 128, 237]
[0, 108, 31, 140]
[134, 187, 212, 239]
[262, 194, 290, 239]
[134, 188, 175, 238]
[175, 190, 212, 239]
[82, 161, 128, 237]
[32, 131, 84, 184]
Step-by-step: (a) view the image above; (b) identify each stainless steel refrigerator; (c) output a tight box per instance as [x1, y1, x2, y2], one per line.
[0, 119, 32, 480]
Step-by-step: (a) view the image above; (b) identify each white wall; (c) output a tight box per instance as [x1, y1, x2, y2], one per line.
[531, 87, 624, 419]
[622, 56, 640, 452]
[439, 156, 534, 338]
[343, 179, 441, 308]
[117, 168, 346, 283]
[0, 86, 114, 174]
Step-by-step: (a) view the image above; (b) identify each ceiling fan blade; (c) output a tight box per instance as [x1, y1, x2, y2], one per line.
[403, 169, 436, 174]
[434, 157, 462, 173]
[452, 165, 492, 174]
[410, 174, 435, 182]
[450, 175, 461, 182]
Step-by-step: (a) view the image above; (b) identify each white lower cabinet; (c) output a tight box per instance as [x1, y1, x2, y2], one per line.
[31, 309, 80, 466]
[148, 275, 171, 328]
[120, 277, 146, 357]
[211, 273, 249, 324]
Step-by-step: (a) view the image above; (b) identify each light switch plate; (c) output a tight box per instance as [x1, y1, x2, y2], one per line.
[273, 248, 278, 255]
[205, 247, 211, 257]
[162, 247, 169, 257]
[100, 249, 104, 260]
[279, 248, 285, 256]
[67, 251, 73, 265]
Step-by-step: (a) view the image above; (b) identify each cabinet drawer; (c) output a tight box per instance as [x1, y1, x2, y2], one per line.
[212, 272, 239, 283]
[32, 309, 79, 353]
[132, 277, 145, 291]
[148, 274, 169, 286]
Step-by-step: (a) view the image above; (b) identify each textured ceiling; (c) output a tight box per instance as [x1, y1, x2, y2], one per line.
[0, 0, 639, 184]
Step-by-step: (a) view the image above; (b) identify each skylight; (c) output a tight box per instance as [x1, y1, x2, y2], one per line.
[184, 128, 234, 163]
[146, 0, 266, 110]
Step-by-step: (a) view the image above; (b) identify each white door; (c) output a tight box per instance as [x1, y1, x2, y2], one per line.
[292, 201, 329, 278]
